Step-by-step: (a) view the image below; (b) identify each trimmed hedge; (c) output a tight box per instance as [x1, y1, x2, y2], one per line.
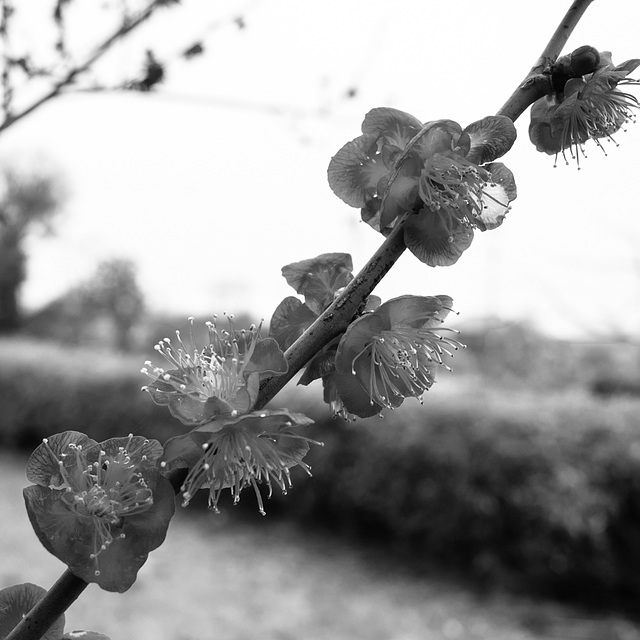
[3, 339, 640, 610]
[278, 391, 640, 610]
[0, 338, 187, 448]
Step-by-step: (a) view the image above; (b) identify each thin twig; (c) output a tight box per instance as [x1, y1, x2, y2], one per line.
[497, 0, 595, 120]
[0, 0, 169, 135]
[254, 216, 409, 410]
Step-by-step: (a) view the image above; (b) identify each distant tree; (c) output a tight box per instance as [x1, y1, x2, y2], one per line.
[0, 168, 63, 332]
[79, 259, 145, 351]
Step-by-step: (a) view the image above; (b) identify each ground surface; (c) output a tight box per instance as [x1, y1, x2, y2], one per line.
[2, 451, 639, 640]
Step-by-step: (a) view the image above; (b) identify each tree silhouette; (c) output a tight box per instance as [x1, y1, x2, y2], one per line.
[79, 259, 145, 351]
[0, 168, 63, 332]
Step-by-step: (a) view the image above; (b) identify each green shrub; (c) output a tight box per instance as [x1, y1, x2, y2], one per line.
[4, 338, 640, 610]
[0, 338, 187, 447]
[276, 390, 640, 610]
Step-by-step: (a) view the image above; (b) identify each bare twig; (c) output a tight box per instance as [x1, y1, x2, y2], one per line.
[0, 0, 171, 135]
[497, 0, 595, 120]
[4, 571, 88, 640]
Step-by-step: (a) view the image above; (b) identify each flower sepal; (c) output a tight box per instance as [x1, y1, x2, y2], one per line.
[328, 107, 517, 266]
[529, 50, 640, 164]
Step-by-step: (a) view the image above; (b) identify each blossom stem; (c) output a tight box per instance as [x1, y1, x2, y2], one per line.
[11, 3, 600, 640]
[257, 0, 597, 410]
[255, 215, 409, 410]
[497, 0, 595, 121]
[4, 570, 88, 640]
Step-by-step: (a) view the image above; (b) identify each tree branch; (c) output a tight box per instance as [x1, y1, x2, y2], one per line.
[0, 0, 170, 135]
[258, 0, 598, 411]
[4, 571, 88, 640]
[497, 0, 595, 120]
[7, 1, 599, 638]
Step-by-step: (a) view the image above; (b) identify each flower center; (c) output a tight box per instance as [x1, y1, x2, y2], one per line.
[142, 316, 260, 404]
[419, 154, 496, 224]
[46, 437, 154, 573]
[351, 323, 464, 409]
[181, 423, 314, 515]
[559, 83, 639, 166]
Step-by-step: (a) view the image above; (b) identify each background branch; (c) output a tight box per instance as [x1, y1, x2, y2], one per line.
[0, 0, 170, 135]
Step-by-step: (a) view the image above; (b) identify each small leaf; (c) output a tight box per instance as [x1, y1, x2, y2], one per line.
[245, 337, 288, 375]
[281, 253, 353, 315]
[270, 296, 318, 351]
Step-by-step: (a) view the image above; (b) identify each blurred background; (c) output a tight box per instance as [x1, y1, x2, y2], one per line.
[2, 0, 640, 638]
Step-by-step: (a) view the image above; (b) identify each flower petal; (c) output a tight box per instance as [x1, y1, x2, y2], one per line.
[26, 431, 97, 487]
[464, 115, 517, 164]
[332, 371, 385, 418]
[23, 475, 175, 594]
[245, 337, 288, 375]
[334, 312, 387, 376]
[92, 436, 163, 468]
[413, 120, 462, 157]
[403, 209, 474, 266]
[374, 294, 453, 329]
[360, 107, 423, 139]
[612, 57, 640, 77]
[327, 134, 380, 207]
[378, 175, 420, 229]
[281, 253, 353, 315]
[528, 95, 563, 154]
[476, 162, 517, 231]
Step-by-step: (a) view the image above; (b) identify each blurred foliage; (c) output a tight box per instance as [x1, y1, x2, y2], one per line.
[0, 167, 64, 332]
[275, 392, 640, 611]
[0, 338, 186, 449]
[2, 331, 640, 612]
[459, 319, 640, 394]
[27, 259, 145, 351]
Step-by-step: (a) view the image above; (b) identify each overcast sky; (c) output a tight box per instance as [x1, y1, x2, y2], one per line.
[3, 0, 640, 339]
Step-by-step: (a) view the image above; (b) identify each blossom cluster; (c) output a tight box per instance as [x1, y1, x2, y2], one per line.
[529, 49, 640, 166]
[270, 253, 463, 420]
[23, 432, 175, 592]
[328, 108, 517, 266]
[142, 316, 317, 514]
